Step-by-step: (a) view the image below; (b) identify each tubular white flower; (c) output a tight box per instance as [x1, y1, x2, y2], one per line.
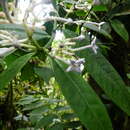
[0, 47, 16, 58]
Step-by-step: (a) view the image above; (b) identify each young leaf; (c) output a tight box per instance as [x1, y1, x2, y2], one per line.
[76, 46, 130, 115]
[51, 59, 113, 130]
[110, 19, 129, 42]
[0, 53, 34, 90]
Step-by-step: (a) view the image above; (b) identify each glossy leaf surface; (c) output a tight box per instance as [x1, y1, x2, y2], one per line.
[76, 46, 130, 115]
[51, 59, 113, 130]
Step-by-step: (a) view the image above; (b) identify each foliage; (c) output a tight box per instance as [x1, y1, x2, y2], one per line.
[0, 0, 130, 130]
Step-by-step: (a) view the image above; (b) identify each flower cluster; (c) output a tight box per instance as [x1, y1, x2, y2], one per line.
[0, 0, 101, 73]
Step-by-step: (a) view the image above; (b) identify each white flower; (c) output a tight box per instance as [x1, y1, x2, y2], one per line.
[91, 36, 98, 54]
[66, 58, 85, 73]
[92, 44, 98, 54]
[0, 47, 16, 58]
[98, 22, 105, 30]
[54, 30, 65, 41]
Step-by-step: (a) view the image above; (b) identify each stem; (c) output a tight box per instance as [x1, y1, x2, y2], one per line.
[20, 43, 36, 50]
[41, 16, 101, 26]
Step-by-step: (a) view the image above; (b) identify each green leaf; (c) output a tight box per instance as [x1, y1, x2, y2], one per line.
[47, 123, 64, 130]
[36, 114, 58, 128]
[34, 67, 54, 84]
[4, 54, 18, 67]
[23, 101, 45, 111]
[0, 53, 34, 90]
[127, 73, 130, 79]
[0, 59, 6, 72]
[21, 63, 34, 81]
[55, 106, 71, 112]
[93, 5, 108, 12]
[76, 45, 130, 115]
[29, 114, 43, 125]
[63, 29, 78, 38]
[107, 2, 130, 18]
[75, 10, 86, 17]
[44, 21, 54, 35]
[30, 106, 50, 115]
[83, 23, 112, 39]
[61, 113, 77, 120]
[63, 121, 81, 129]
[110, 19, 129, 42]
[17, 95, 39, 105]
[51, 59, 113, 130]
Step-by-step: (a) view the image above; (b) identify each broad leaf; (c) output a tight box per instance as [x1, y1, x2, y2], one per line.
[110, 19, 129, 42]
[51, 59, 113, 130]
[0, 53, 34, 89]
[76, 45, 130, 115]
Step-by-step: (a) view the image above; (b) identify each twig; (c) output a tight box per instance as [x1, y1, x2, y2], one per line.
[41, 16, 101, 26]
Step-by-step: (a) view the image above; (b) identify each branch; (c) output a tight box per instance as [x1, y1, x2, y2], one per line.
[41, 16, 101, 26]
